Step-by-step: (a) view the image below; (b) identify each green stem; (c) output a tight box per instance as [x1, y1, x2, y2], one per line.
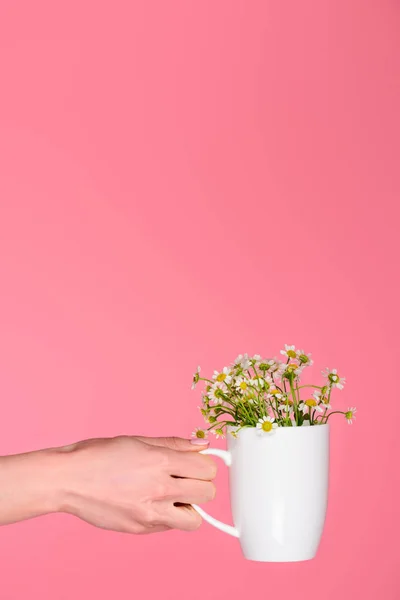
[268, 396, 279, 421]
[322, 385, 333, 423]
[289, 378, 299, 424]
[207, 420, 236, 432]
[324, 410, 345, 421]
[239, 400, 256, 425]
[199, 377, 215, 385]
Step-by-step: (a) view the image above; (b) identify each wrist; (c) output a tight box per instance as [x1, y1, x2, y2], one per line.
[0, 448, 70, 525]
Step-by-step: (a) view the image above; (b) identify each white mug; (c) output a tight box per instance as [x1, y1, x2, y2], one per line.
[193, 424, 329, 562]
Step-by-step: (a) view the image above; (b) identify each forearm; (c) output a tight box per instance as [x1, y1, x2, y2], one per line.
[0, 448, 65, 526]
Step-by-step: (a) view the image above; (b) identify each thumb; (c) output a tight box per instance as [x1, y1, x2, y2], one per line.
[136, 436, 209, 452]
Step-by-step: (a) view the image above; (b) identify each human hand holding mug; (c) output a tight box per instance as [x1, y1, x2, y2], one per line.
[0, 436, 216, 533]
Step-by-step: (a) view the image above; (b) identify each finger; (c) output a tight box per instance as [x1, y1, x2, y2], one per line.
[162, 504, 202, 532]
[136, 436, 209, 452]
[139, 525, 172, 535]
[169, 478, 216, 504]
[167, 450, 217, 480]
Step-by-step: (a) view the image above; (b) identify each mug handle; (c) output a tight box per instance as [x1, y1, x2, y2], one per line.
[192, 448, 239, 538]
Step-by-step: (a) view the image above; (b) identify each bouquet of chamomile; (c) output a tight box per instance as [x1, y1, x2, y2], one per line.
[191, 345, 356, 439]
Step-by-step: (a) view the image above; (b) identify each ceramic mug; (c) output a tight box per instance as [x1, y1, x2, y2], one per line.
[193, 424, 329, 562]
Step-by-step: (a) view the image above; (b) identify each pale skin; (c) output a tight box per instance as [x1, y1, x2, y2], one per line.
[0, 435, 215, 533]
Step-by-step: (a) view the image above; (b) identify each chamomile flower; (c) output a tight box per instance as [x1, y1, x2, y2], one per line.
[233, 354, 252, 369]
[280, 344, 297, 359]
[250, 377, 266, 389]
[282, 362, 304, 378]
[208, 382, 226, 405]
[256, 415, 278, 435]
[293, 364, 304, 376]
[345, 407, 357, 424]
[322, 368, 346, 390]
[211, 427, 225, 439]
[252, 354, 262, 362]
[197, 405, 209, 418]
[233, 354, 244, 365]
[212, 367, 232, 384]
[191, 427, 208, 439]
[191, 365, 201, 390]
[259, 358, 278, 373]
[312, 390, 329, 406]
[278, 401, 292, 414]
[297, 350, 313, 366]
[313, 391, 331, 409]
[299, 399, 323, 414]
[244, 391, 257, 404]
[275, 361, 287, 376]
[260, 375, 274, 390]
[240, 354, 252, 370]
[235, 376, 250, 393]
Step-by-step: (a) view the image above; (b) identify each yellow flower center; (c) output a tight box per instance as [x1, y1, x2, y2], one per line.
[216, 373, 227, 382]
[305, 399, 317, 407]
[345, 411, 353, 419]
[287, 350, 297, 358]
[270, 389, 279, 395]
[196, 430, 206, 438]
[262, 421, 273, 432]
[239, 381, 248, 390]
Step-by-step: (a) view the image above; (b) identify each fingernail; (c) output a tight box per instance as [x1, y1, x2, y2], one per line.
[190, 439, 210, 446]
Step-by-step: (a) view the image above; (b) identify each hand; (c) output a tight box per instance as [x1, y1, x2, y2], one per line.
[58, 435, 216, 534]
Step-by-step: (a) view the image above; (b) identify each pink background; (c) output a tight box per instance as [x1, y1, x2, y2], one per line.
[0, 1, 399, 598]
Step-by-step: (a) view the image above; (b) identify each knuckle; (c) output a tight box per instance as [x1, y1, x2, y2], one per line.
[127, 522, 143, 535]
[149, 446, 171, 469]
[141, 507, 161, 528]
[152, 480, 170, 501]
[206, 481, 216, 501]
[203, 456, 218, 479]
[186, 512, 202, 531]
[166, 437, 182, 451]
